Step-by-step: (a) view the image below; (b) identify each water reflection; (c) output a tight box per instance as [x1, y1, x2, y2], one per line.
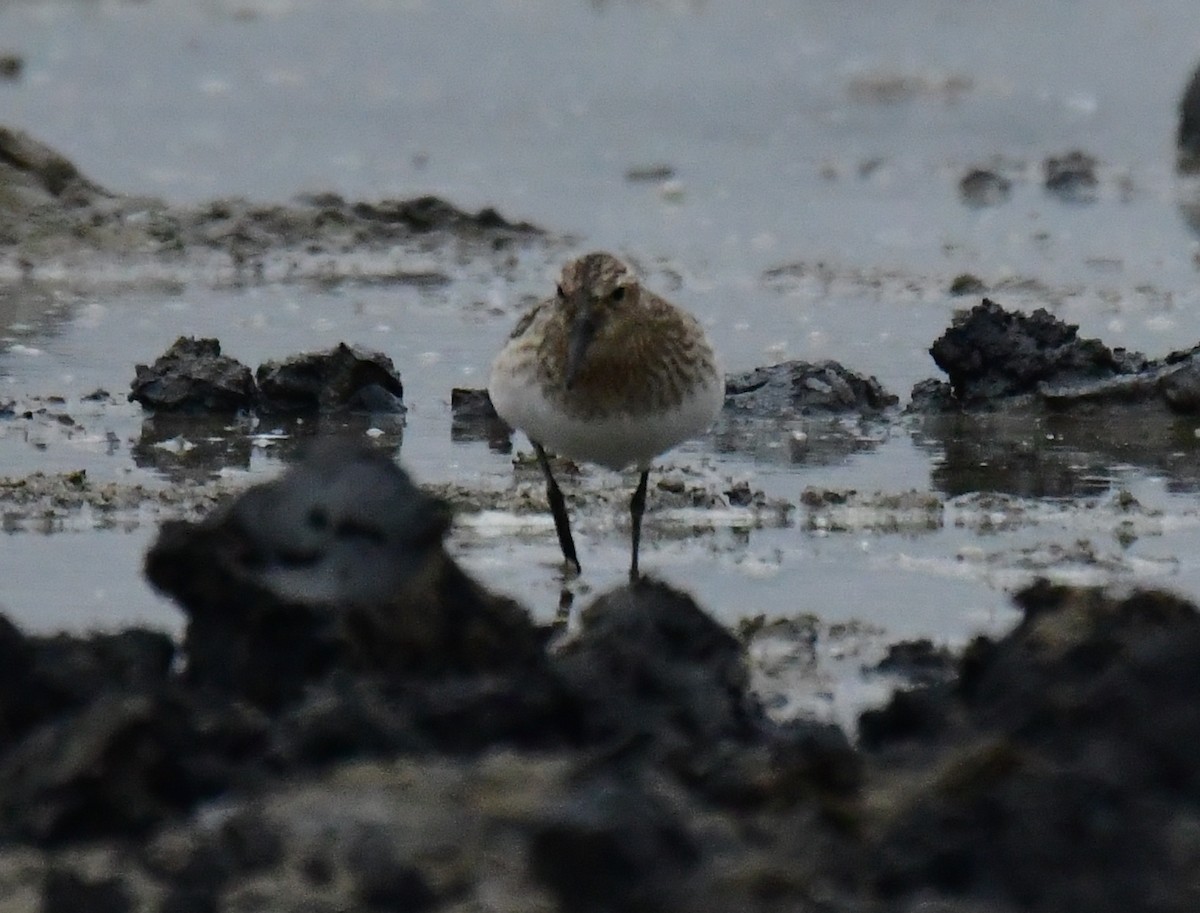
[0, 283, 79, 354]
[914, 406, 1200, 498]
[133, 412, 404, 482]
[448, 388, 513, 454]
[711, 413, 889, 467]
[132, 413, 256, 481]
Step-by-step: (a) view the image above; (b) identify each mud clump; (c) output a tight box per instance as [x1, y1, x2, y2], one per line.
[1179, 61, 1200, 173]
[0, 622, 207, 845]
[919, 297, 1200, 417]
[554, 582, 760, 756]
[145, 440, 541, 707]
[0, 55, 23, 82]
[0, 439, 865, 909]
[129, 337, 257, 413]
[724, 359, 898, 416]
[0, 125, 545, 280]
[130, 336, 406, 416]
[346, 194, 538, 234]
[1157, 348, 1200, 412]
[868, 638, 957, 687]
[860, 579, 1200, 913]
[924, 297, 1137, 407]
[256, 343, 405, 414]
[948, 272, 987, 295]
[0, 124, 108, 209]
[958, 168, 1011, 207]
[1044, 149, 1100, 202]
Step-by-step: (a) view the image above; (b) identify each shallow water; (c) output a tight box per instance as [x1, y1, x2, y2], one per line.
[3, 0, 1200, 713]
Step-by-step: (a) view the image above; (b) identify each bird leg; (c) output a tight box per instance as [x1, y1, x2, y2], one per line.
[534, 443, 581, 574]
[629, 469, 650, 581]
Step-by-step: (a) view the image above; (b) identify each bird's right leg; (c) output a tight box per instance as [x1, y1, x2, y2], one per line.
[534, 442, 581, 574]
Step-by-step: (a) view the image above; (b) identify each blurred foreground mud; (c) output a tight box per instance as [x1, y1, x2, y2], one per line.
[0, 442, 1196, 912]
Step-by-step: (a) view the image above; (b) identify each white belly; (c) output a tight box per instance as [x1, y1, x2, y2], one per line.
[488, 370, 724, 471]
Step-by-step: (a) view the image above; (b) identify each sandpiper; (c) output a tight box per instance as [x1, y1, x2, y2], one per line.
[489, 252, 724, 579]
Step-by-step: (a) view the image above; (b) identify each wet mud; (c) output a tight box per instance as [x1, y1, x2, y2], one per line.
[0, 442, 1198, 912]
[0, 125, 544, 288]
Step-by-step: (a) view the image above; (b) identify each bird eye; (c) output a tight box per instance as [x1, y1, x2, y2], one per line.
[610, 286, 626, 302]
[556, 284, 565, 299]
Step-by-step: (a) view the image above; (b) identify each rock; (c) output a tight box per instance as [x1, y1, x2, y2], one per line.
[129, 337, 257, 413]
[255, 343, 405, 414]
[1044, 150, 1099, 202]
[958, 168, 1011, 207]
[724, 360, 898, 416]
[144, 439, 542, 706]
[928, 298, 1132, 405]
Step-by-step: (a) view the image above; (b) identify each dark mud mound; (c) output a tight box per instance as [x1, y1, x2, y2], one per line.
[145, 439, 540, 706]
[555, 582, 760, 754]
[724, 360, 898, 416]
[958, 168, 1012, 208]
[860, 580, 1200, 913]
[0, 124, 545, 278]
[1043, 149, 1099, 203]
[918, 298, 1200, 419]
[0, 124, 108, 211]
[0, 620, 243, 845]
[345, 194, 539, 234]
[256, 343, 405, 414]
[1179, 61, 1200, 173]
[129, 337, 257, 413]
[130, 336, 407, 417]
[719, 360, 897, 467]
[928, 298, 1132, 405]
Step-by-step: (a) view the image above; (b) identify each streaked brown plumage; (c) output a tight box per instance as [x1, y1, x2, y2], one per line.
[489, 252, 723, 579]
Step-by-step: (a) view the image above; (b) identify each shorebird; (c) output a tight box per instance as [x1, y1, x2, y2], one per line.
[489, 252, 724, 579]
